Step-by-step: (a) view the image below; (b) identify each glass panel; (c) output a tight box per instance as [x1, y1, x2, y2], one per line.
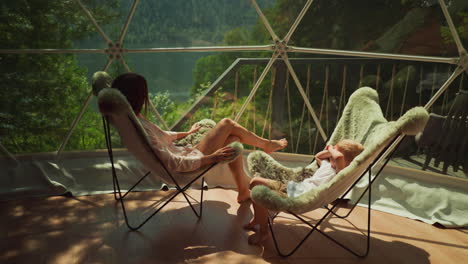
[72, 0, 127, 49]
[171, 58, 280, 146]
[124, 0, 275, 48]
[76, 53, 110, 79]
[0, 54, 94, 154]
[261, 0, 305, 41]
[273, 54, 466, 178]
[446, 0, 468, 52]
[0, 1, 111, 50]
[63, 103, 111, 151]
[123, 51, 273, 128]
[289, 0, 460, 57]
[1, 0, 465, 180]
[391, 71, 467, 179]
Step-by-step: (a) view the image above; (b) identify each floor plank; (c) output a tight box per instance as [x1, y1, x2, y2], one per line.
[0, 189, 467, 264]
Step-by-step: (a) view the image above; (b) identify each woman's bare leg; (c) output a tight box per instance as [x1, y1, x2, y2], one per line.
[195, 118, 287, 202]
[197, 118, 288, 154]
[224, 136, 250, 203]
[196, 118, 287, 155]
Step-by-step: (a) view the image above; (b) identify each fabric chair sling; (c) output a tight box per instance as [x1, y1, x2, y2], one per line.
[247, 87, 429, 257]
[271, 138, 398, 258]
[98, 88, 214, 231]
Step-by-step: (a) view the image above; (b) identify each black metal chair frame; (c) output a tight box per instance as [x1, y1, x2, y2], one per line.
[102, 116, 215, 231]
[268, 136, 403, 257]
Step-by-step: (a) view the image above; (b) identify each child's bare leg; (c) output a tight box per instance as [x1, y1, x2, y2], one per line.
[247, 202, 270, 245]
[244, 177, 276, 236]
[243, 200, 265, 230]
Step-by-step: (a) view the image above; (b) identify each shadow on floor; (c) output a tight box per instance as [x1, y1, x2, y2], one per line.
[1, 194, 430, 264]
[260, 220, 431, 264]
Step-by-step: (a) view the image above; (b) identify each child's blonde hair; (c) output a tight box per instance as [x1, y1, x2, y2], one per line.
[335, 139, 364, 164]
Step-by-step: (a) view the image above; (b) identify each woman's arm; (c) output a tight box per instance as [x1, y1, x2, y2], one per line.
[172, 123, 202, 140]
[140, 117, 232, 172]
[199, 146, 237, 167]
[164, 146, 237, 172]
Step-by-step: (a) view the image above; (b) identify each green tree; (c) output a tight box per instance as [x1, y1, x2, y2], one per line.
[0, 0, 118, 154]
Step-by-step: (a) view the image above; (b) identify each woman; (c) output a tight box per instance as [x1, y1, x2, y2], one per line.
[112, 73, 288, 202]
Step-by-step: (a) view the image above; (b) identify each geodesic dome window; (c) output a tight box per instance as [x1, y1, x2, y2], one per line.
[1, 0, 467, 201]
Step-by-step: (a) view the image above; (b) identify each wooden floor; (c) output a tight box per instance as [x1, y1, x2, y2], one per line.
[1, 189, 467, 264]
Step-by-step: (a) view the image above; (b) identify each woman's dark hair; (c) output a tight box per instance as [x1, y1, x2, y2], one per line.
[112, 73, 148, 115]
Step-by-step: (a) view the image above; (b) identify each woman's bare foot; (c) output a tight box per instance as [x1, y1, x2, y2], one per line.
[237, 189, 251, 203]
[263, 138, 288, 153]
[248, 230, 270, 245]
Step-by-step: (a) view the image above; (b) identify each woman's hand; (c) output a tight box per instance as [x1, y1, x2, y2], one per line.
[175, 123, 202, 140]
[200, 146, 237, 167]
[210, 146, 237, 163]
[188, 123, 202, 134]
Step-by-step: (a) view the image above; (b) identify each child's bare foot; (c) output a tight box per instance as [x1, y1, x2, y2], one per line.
[237, 189, 251, 203]
[263, 138, 288, 153]
[248, 230, 270, 245]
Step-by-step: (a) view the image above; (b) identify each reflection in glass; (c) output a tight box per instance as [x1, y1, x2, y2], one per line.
[0, 54, 93, 154]
[124, 0, 275, 48]
[290, 0, 463, 57]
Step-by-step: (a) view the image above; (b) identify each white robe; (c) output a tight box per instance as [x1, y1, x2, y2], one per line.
[139, 118, 204, 172]
[287, 160, 336, 198]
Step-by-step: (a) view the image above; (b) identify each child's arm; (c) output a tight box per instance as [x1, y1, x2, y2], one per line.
[328, 146, 346, 172]
[314, 149, 331, 167]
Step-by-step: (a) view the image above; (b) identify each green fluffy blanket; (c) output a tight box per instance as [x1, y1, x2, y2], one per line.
[248, 87, 429, 214]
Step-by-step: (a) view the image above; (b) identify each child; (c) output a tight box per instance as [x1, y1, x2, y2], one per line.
[244, 139, 364, 245]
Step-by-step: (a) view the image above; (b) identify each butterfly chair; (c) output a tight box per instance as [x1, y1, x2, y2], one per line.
[247, 87, 429, 257]
[416, 90, 468, 174]
[93, 73, 242, 231]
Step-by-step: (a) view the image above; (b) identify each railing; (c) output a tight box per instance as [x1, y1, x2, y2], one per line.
[169, 57, 462, 156]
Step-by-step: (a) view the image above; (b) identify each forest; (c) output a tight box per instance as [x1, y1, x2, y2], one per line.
[0, 0, 467, 155]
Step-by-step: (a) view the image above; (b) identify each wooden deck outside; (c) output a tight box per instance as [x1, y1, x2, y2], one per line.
[1, 188, 467, 264]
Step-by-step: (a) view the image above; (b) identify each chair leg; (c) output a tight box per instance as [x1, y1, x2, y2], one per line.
[112, 173, 211, 230]
[112, 174, 119, 201]
[103, 116, 220, 230]
[117, 167, 217, 230]
[103, 117, 120, 202]
[200, 177, 205, 217]
[328, 135, 402, 219]
[269, 168, 373, 258]
[114, 177, 187, 230]
[178, 177, 206, 218]
[113, 170, 152, 201]
[103, 116, 210, 230]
